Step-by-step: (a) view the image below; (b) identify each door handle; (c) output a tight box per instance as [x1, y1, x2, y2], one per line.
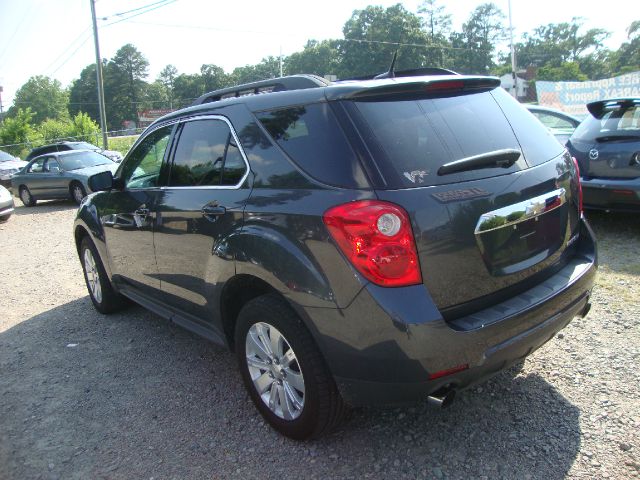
[201, 204, 226, 219]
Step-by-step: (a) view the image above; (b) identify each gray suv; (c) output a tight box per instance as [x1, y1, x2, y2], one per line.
[74, 72, 597, 439]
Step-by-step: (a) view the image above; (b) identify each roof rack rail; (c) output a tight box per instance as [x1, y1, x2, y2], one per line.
[192, 74, 330, 106]
[341, 67, 459, 82]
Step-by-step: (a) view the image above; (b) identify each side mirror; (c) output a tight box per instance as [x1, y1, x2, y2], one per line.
[88, 170, 115, 192]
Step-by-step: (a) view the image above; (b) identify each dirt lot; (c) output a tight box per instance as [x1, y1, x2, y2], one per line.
[0, 201, 638, 480]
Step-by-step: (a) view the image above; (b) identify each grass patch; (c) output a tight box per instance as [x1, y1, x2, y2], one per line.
[108, 135, 139, 156]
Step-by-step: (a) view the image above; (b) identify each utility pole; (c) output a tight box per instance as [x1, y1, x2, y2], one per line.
[508, 0, 517, 98]
[90, 0, 108, 149]
[0, 86, 4, 122]
[279, 46, 283, 77]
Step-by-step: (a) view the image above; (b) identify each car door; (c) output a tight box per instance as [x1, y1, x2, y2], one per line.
[22, 157, 47, 197]
[42, 156, 68, 198]
[101, 123, 176, 297]
[153, 116, 251, 326]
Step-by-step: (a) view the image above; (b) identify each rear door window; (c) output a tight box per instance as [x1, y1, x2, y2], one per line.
[168, 118, 248, 187]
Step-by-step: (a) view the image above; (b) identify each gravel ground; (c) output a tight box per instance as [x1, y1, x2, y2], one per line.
[0, 200, 638, 480]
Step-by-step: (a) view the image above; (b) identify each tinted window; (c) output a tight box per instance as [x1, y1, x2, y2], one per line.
[492, 88, 564, 166]
[347, 89, 525, 188]
[256, 103, 367, 188]
[122, 125, 173, 189]
[572, 104, 640, 141]
[169, 119, 247, 187]
[58, 151, 111, 170]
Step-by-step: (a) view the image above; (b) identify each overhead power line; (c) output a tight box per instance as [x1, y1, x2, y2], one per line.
[101, 0, 178, 28]
[101, 0, 175, 20]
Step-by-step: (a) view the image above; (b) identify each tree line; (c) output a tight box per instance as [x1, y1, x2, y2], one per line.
[1, 1, 638, 156]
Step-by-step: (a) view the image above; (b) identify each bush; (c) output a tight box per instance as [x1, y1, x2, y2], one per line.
[0, 108, 37, 157]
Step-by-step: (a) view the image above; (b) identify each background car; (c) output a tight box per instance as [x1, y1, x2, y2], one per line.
[0, 185, 15, 221]
[526, 105, 582, 145]
[0, 149, 28, 189]
[11, 150, 118, 206]
[25, 141, 124, 163]
[566, 98, 640, 211]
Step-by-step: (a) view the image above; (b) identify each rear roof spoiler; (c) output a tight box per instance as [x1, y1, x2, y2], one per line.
[337, 76, 501, 100]
[587, 98, 640, 118]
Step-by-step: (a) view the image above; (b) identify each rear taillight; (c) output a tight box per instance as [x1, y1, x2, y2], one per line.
[323, 200, 422, 287]
[571, 156, 583, 214]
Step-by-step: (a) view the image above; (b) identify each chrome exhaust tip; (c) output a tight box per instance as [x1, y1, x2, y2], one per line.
[427, 388, 456, 409]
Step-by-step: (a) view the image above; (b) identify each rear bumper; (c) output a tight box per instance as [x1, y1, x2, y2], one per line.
[301, 218, 597, 406]
[581, 176, 640, 212]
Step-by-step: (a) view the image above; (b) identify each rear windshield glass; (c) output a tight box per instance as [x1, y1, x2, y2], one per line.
[346, 89, 526, 188]
[571, 104, 640, 141]
[256, 103, 368, 188]
[58, 151, 111, 170]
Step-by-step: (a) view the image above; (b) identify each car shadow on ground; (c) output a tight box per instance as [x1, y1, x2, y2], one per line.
[12, 199, 78, 216]
[0, 297, 580, 480]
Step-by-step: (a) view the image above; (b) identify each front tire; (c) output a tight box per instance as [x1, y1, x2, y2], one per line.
[71, 182, 86, 205]
[19, 186, 36, 207]
[80, 236, 127, 314]
[235, 294, 346, 440]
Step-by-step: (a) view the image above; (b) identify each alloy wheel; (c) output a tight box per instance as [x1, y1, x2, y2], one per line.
[83, 248, 102, 304]
[245, 322, 305, 420]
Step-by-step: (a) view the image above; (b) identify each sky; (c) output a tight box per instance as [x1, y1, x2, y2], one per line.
[0, 0, 636, 109]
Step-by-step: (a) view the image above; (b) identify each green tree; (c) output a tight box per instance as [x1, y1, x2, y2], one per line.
[450, 3, 506, 74]
[158, 64, 178, 108]
[0, 108, 37, 156]
[38, 119, 73, 143]
[69, 112, 100, 142]
[230, 56, 282, 84]
[339, 4, 431, 78]
[200, 64, 230, 92]
[11, 76, 69, 124]
[173, 73, 205, 106]
[68, 63, 100, 123]
[286, 40, 340, 76]
[537, 62, 588, 81]
[609, 20, 640, 75]
[512, 18, 610, 80]
[107, 44, 150, 128]
[418, 0, 451, 41]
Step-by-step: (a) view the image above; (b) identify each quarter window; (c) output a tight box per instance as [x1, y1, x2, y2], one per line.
[169, 118, 247, 187]
[122, 125, 173, 189]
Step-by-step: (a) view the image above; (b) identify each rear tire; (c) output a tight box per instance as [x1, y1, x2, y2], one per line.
[80, 236, 127, 314]
[19, 186, 36, 207]
[235, 294, 347, 440]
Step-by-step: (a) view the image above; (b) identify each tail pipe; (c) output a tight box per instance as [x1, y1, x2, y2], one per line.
[427, 387, 456, 409]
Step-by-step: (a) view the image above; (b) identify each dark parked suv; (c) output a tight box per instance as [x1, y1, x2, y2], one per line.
[74, 72, 597, 439]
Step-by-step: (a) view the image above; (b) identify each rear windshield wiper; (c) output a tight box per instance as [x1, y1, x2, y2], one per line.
[596, 135, 640, 143]
[437, 149, 521, 176]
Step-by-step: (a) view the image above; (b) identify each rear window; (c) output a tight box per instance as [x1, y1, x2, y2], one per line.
[345, 89, 527, 188]
[256, 103, 368, 188]
[572, 104, 640, 142]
